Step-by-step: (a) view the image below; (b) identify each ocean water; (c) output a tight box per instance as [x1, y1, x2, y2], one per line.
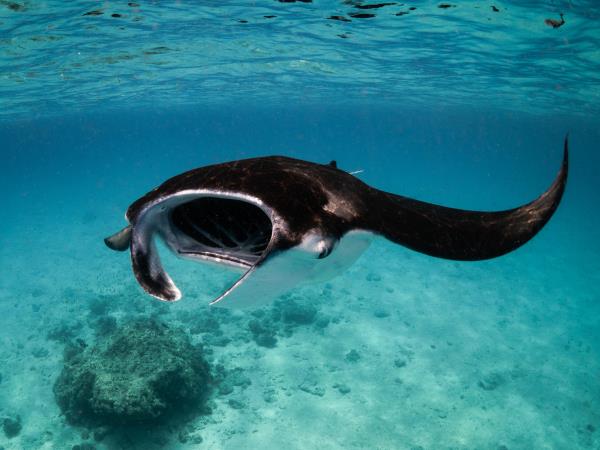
[1, 1, 600, 449]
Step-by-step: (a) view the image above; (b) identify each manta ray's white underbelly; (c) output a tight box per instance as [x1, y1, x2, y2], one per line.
[214, 230, 374, 309]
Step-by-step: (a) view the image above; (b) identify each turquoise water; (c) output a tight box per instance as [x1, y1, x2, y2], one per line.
[1, 2, 600, 449]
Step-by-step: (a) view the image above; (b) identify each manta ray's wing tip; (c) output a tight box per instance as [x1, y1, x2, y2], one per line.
[369, 135, 569, 261]
[549, 133, 569, 201]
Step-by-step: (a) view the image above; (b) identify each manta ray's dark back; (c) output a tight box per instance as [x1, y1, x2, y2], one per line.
[126, 156, 374, 249]
[127, 138, 568, 260]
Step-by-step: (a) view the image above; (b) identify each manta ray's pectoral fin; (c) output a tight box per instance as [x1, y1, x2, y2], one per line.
[209, 231, 371, 309]
[371, 136, 569, 260]
[130, 228, 181, 302]
[208, 250, 315, 309]
[104, 225, 132, 251]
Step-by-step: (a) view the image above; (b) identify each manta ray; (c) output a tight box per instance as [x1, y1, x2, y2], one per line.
[105, 137, 568, 308]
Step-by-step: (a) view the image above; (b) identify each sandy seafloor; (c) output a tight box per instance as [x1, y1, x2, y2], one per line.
[0, 110, 599, 450]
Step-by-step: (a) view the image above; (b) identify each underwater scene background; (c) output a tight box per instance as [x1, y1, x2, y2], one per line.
[1, 1, 600, 449]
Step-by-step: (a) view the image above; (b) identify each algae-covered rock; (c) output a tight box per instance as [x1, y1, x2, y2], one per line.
[247, 318, 278, 348]
[279, 299, 317, 325]
[54, 318, 211, 425]
[2, 415, 22, 438]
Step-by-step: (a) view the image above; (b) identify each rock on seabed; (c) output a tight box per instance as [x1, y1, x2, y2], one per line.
[54, 318, 211, 426]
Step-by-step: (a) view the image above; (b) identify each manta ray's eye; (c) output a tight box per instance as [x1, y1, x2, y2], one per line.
[315, 238, 336, 259]
[318, 246, 331, 259]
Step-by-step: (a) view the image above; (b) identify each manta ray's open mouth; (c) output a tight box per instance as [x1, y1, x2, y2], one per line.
[169, 197, 273, 268]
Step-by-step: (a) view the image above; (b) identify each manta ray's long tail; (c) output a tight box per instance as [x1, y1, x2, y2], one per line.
[370, 136, 568, 261]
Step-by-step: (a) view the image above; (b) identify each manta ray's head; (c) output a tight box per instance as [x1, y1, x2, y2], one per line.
[106, 190, 287, 303]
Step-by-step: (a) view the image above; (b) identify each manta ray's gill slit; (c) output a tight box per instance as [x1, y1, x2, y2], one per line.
[204, 215, 239, 248]
[170, 197, 272, 262]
